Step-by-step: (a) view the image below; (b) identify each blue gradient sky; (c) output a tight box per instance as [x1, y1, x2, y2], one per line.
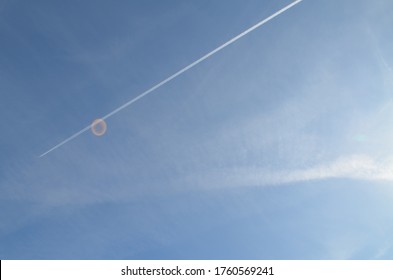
[1, 0, 393, 259]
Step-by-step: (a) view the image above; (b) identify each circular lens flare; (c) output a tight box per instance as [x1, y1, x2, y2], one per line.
[91, 119, 107, 136]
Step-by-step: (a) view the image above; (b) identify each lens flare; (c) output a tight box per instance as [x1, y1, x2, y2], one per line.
[91, 119, 107, 136]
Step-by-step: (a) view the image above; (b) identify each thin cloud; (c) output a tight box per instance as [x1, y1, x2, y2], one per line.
[186, 155, 393, 189]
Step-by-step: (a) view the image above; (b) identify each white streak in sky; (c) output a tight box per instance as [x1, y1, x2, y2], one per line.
[40, 0, 303, 157]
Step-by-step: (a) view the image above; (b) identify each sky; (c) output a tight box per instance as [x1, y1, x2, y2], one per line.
[1, 0, 393, 259]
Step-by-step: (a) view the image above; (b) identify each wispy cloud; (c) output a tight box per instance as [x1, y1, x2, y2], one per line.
[184, 154, 393, 189]
[281, 154, 393, 182]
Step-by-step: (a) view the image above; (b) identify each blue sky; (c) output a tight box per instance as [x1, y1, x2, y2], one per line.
[1, 0, 393, 259]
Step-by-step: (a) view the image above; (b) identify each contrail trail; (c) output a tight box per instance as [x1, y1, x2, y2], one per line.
[40, 0, 303, 158]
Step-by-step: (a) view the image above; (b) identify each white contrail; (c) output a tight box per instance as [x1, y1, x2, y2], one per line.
[39, 0, 303, 158]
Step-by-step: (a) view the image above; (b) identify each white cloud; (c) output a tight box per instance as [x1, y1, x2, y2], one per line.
[184, 154, 393, 190]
